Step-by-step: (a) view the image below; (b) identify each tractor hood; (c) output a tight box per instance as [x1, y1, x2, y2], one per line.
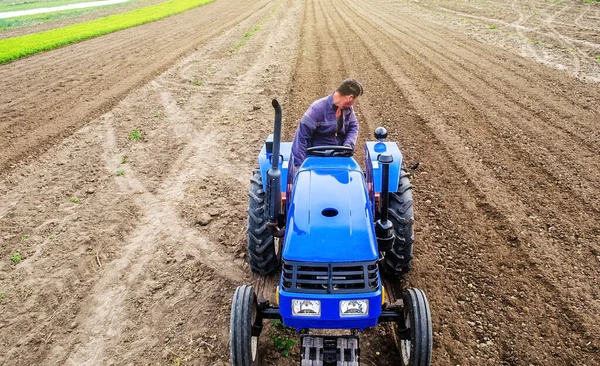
[282, 157, 378, 263]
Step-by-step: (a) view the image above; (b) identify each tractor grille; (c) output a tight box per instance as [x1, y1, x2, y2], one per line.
[281, 260, 379, 294]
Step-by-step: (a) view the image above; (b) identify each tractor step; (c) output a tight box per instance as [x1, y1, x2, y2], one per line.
[300, 335, 359, 366]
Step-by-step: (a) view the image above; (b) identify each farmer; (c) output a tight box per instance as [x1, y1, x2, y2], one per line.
[291, 78, 363, 166]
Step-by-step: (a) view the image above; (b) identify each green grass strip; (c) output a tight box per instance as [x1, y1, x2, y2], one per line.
[0, 0, 213, 64]
[0, 0, 146, 31]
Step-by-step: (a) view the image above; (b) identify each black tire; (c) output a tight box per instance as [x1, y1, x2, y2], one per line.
[399, 288, 432, 366]
[381, 169, 414, 277]
[247, 169, 278, 275]
[230, 285, 261, 366]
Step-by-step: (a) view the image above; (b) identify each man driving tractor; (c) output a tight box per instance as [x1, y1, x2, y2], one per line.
[291, 78, 364, 166]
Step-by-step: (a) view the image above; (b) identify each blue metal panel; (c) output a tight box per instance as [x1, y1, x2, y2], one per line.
[279, 287, 382, 331]
[365, 142, 402, 192]
[298, 156, 362, 172]
[258, 142, 292, 193]
[282, 156, 378, 263]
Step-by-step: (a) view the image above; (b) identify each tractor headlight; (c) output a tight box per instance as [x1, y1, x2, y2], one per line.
[292, 300, 321, 316]
[340, 299, 369, 317]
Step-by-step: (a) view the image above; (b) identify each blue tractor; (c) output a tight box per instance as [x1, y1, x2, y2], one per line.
[230, 100, 432, 366]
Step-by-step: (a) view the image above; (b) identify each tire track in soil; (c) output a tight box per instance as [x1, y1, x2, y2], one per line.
[60, 123, 245, 365]
[356, 0, 600, 192]
[0, 118, 143, 365]
[323, 0, 598, 364]
[407, 0, 600, 83]
[283, 0, 331, 128]
[1, 0, 302, 364]
[384, 0, 599, 144]
[0, 0, 272, 176]
[59, 0, 306, 363]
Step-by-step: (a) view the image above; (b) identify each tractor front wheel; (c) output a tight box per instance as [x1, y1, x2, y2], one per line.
[399, 288, 432, 366]
[381, 169, 414, 277]
[230, 285, 261, 366]
[247, 169, 278, 275]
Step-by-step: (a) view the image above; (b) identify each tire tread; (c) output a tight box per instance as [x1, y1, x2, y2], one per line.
[382, 169, 415, 277]
[247, 169, 278, 275]
[401, 288, 432, 366]
[230, 285, 259, 366]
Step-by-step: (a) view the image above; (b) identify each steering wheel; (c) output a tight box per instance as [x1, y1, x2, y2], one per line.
[306, 145, 354, 157]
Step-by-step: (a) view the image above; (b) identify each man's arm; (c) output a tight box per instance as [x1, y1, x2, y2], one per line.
[291, 113, 317, 165]
[343, 110, 359, 150]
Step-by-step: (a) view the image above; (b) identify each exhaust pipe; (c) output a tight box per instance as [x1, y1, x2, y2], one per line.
[267, 99, 284, 237]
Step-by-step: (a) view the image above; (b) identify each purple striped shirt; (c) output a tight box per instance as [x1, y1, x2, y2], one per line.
[291, 94, 359, 165]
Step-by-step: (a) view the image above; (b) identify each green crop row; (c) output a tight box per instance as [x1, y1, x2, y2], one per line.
[0, 0, 213, 64]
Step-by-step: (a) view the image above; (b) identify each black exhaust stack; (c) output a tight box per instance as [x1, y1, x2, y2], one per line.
[375, 153, 395, 251]
[267, 99, 284, 237]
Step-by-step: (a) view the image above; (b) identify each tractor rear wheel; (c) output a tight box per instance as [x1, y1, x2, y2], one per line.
[247, 169, 278, 275]
[381, 169, 414, 277]
[399, 288, 432, 366]
[230, 285, 261, 366]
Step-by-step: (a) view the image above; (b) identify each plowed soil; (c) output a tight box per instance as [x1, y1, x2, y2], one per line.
[0, 0, 599, 365]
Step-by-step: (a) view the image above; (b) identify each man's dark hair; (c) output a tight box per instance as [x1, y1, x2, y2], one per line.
[337, 78, 363, 98]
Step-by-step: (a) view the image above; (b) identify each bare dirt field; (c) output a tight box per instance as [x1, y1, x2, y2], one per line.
[0, 0, 599, 365]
